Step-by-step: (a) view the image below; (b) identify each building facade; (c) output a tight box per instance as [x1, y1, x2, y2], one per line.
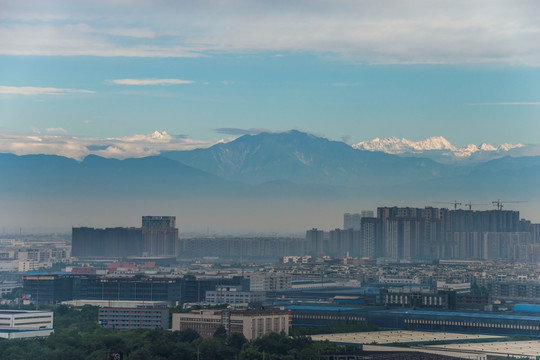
[72, 216, 179, 259]
[0, 310, 54, 339]
[249, 273, 292, 292]
[141, 216, 178, 257]
[72, 227, 143, 258]
[205, 287, 266, 305]
[172, 309, 291, 340]
[98, 307, 169, 329]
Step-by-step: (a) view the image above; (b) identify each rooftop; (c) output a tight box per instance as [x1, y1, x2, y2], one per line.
[431, 340, 540, 358]
[0, 310, 52, 315]
[285, 305, 360, 311]
[384, 309, 540, 322]
[310, 330, 506, 345]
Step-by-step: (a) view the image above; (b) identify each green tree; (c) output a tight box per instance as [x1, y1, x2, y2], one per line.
[239, 344, 263, 360]
[213, 325, 228, 341]
[168, 328, 200, 343]
[227, 332, 247, 351]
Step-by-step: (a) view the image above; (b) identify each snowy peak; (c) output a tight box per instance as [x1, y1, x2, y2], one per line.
[353, 136, 524, 161]
[499, 142, 523, 151]
[353, 136, 457, 153]
[479, 143, 496, 151]
[357, 136, 451, 153]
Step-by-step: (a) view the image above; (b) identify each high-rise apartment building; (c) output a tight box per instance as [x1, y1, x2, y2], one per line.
[306, 228, 324, 255]
[329, 228, 354, 257]
[344, 213, 362, 231]
[141, 216, 178, 257]
[142, 216, 176, 229]
[72, 227, 143, 258]
[360, 217, 377, 258]
[314, 206, 537, 261]
[344, 211, 374, 230]
[72, 216, 178, 259]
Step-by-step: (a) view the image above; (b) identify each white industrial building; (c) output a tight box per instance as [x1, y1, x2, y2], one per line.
[205, 286, 266, 305]
[0, 310, 54, 339]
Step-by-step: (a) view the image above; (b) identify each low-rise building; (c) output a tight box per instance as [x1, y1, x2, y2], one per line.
[436, 281, 470, 293]
[249, 273, 292, 291]
[205, 286, 265, 305]
[172, 308, 291, 340]
[0, 281, 20, 297]
[0, 310, 54, 339]
[98, 307, 169, 329]
[381, 288, 449, 309]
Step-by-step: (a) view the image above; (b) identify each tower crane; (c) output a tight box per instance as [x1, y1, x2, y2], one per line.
[492, 199, 527, 211]
[433, 200, 462, 210]
[464, 202, 490, 210]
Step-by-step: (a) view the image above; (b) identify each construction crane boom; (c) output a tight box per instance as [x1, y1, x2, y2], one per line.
[492, 199, 527, 211]
[433, 200, 462, 210]
[465, 202, 491, 210]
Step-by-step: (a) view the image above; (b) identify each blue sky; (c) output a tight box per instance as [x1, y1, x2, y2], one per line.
[1, 0, 539, 159]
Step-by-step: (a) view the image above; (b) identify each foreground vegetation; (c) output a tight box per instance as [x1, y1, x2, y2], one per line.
[0, 305, 345, 360]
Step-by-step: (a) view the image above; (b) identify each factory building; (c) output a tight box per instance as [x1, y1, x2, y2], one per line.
[285, 304, 540, 337]
[0, 310, 54, 339]
[172, 308, 291, 340]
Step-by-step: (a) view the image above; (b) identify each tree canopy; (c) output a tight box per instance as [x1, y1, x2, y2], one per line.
[0, 305, 346, 360]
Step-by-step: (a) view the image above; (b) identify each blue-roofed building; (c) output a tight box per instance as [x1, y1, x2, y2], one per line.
[368, 309, 540, 337]
[285, 304, 369, 327]
[284, 303, 540, 337]
[513, 304, 540, 313]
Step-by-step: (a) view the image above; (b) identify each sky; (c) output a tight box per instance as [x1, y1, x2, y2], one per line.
[1, 0, 539, 160]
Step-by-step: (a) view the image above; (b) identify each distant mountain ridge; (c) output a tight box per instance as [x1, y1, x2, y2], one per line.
[160, 130, 452, 186]
[353, 136, 526, 162]
[1, 130, 539, 231]
[0, 152, 239, 197]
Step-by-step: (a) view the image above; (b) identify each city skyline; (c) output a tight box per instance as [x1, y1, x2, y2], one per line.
[1, 1, 539, 234]
[1, 128, 538, 234]
[2, 2, 540, 357]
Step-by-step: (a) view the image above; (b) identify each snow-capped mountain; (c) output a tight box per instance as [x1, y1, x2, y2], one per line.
[353, 136, 525, 162]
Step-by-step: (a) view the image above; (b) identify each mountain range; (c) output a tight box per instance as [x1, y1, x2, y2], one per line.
[353, 136, 538, 163]
[1, 130, 539, 232]
[161, 130, 454, 187]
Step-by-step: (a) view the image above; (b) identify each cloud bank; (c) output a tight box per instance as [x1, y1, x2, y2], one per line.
[0, 85, 94, 95]
[111, 78, 194, 86]
[0, 130, 216, 160]
[1, 0, 540, 65]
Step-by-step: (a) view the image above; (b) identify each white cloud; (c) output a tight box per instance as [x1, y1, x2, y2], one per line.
[46, 127, 67, 133]
[468, 102, 540, 106]
[1, 0, 540, 64]
[0, 24, 202, 58]
[0, 130, 216, 160]
[0, 86, 94, 95]
[111, 78, 194, 86]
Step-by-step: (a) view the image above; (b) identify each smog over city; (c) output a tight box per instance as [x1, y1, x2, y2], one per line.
[1, 1, 540, 359]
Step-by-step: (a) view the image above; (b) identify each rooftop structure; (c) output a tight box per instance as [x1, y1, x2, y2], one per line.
[142, 216, 176, 229]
